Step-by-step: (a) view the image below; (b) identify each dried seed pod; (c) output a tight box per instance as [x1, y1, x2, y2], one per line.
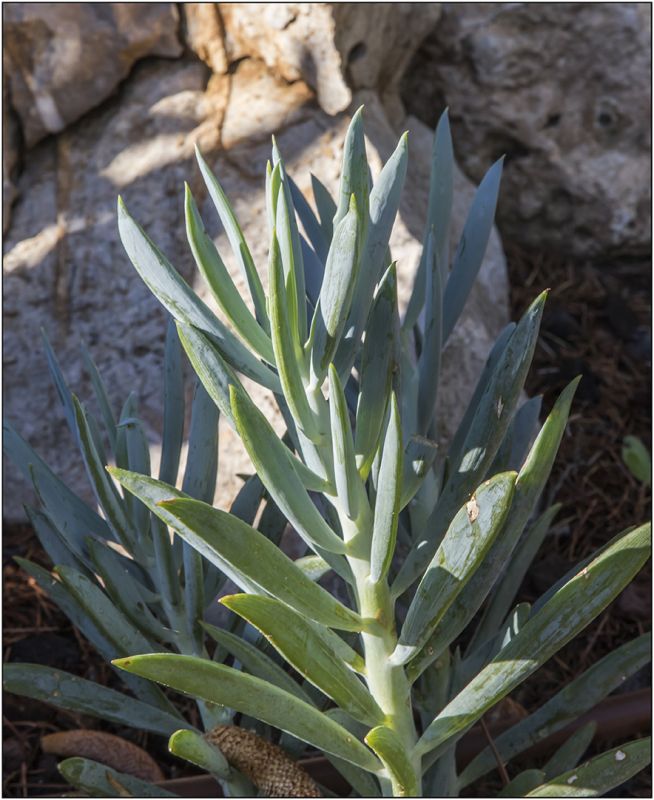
[206, 725, 321, 797]
[41, 730, 164, 783]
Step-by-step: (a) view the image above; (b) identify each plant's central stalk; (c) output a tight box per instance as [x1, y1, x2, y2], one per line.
[339, 504, 421, 796]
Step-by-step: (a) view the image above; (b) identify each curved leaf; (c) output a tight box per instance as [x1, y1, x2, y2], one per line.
[370, 394, 403, 583]
[195, 146, 268, 329]
[114, 654, 381, 772]
[415, 524, 651, 758]
[526, 739, 651, 798]
[365, 726, 419, 797]
[59, 757, 176, 798]
[394, 471, 516, 665]
[117, 197, 278, 392]
[185, 184, 273, 362]
[220, 594, 375, 723]
[230, 384, 346, 555]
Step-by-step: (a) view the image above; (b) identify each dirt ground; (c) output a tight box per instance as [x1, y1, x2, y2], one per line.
[2, 247, 651, 796]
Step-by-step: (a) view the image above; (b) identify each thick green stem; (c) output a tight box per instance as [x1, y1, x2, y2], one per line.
[341, 504, 421, 796]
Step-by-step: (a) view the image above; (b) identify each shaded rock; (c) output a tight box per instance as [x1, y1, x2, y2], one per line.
[2, 65, 20, 232]
[3, 55, 508, 521]
[220, 2, 441, 117]
[3, 3, 182, 147]
[402, 2, 651, 259]
[3, 58, 218, 519]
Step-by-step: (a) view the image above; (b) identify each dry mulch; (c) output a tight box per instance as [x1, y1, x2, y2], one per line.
[3, 249, 651, 796]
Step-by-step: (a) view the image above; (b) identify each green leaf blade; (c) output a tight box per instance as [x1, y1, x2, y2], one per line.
[526, 739, 651, 798]
[114, 654, 381, 773]
[365, 726, 419, 797]
[3, 664, 185, 737]
[221, 594, 379, 725]
[230, 384, 346, 555]
[416, 524, 651, 758]
[395, 471, 516, 665]
[370, 394, 403, 583]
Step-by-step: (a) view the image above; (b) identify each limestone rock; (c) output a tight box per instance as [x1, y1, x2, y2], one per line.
[220, 2, 441, 117]
[3, 56, 508, 522]
[402, 2, 651, 258]
[183, 3, 228, 74]
[3, 3, 182, 147]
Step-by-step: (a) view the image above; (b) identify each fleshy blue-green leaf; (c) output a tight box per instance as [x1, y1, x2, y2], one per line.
[109, 468, 259, 595]
[274, 156, 308, 342]
[336, 132, 408, 376]
[157, 497, 361, 630]
[329, 365, 362, 520]
[73, 396, 141, 556]
[159, 317, 185, 486]
[110, 471, 361, 631]
[120, 406, 152, 536]
[117, 197, 278, 392]
[393, 292, 546, 597]
[24, 505, 89, 574]
[355, 264, 398, 477]
[622, 435, 651, 486]
[230, 384, 346, 554]
[447, 321, 515, 471]
[221, 594, 378, 724]
[3, 664, 184, 737]
[195, 146, 268, 329]
[3, 421, 111, 547]
[185, 184, 274, 362]
[415, 523, 651, 759]
[334, 107, 369, 233]
[365, 726, 419, 797]
[58, 757, 177, 798]
[408, 378, 580, 680]
[269, 228, 322, 441]
[471, 503, 561, 651]
[176, 321, 242, 427]
[400, 436, 439, 510]
[41, 329, 77, 440]
[168, 729, 230, 779]
[311, 173, 337, 243]
[114, 654, 381, 772]
[458, 633, 651, 786]
[543, 722, 597, 780]
[526, 739, 651, 797]
[201, 621, 311, 702]
[55, 565, 156, 655]
[87, 539, 174, 646]
[498, 770, 545, 797]
[489, 395, 542, 475]
[393, 471, 516, 665]
[442, 157, 503, 341]
[370, 395, 403, 583]
[289, 174, 329, 264]
[416, 231, 443, 435]
[295, 554, 331, 582]
[81, 342, 117, 453]
[309, 196, 360, 384]
[14, 558, 175, 712]
[404, 109, 454, 331]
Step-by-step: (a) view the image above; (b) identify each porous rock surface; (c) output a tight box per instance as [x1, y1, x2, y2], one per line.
[3, 3, 508, 522]
[402, 2, 652, 258]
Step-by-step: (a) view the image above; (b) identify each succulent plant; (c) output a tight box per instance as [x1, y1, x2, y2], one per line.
[4, 108, 651, 798]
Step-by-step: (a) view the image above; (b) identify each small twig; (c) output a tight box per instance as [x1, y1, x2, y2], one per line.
[480, 715, 510, 787]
